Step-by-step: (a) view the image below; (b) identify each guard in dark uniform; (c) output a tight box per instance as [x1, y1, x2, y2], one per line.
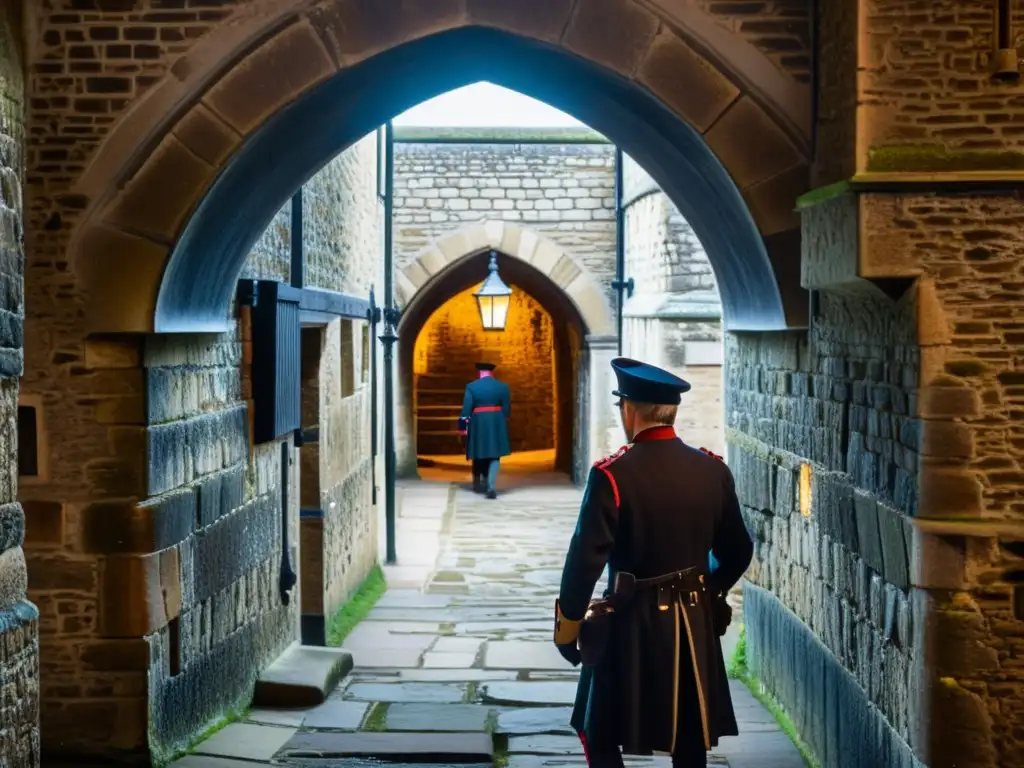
[553, 357, 754, 767]
[457, 362, 511, 499]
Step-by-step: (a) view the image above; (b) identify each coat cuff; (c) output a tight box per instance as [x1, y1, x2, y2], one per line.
[554, 599, 581, 645]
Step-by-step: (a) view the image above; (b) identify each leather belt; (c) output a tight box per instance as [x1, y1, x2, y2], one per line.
[617, 567, 707, 611]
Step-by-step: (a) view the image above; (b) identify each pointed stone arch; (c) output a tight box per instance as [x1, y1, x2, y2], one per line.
[396, 220, 615, 337]
[62, 1, 813, 335]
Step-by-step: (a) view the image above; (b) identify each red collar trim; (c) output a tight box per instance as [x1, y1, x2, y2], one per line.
[632, 426, 677, 443]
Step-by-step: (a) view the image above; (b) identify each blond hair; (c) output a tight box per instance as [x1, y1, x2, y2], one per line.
[629, 401, 678, 426]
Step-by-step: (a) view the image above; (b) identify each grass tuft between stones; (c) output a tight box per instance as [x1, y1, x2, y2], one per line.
[491, 732, 510, 768]
[728, 625, 819, 768]
[326, 564, 387, 647]
[362, 702, 389, 731]
[158, 699, 248, 767]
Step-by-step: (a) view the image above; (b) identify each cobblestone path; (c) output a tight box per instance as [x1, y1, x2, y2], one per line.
[174, 476, 804, 768]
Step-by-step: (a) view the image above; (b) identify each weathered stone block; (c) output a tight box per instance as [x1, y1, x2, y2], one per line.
[81, 492, 195, 555]
[876, 504, 909, 591]
[636, 28, 740, 134]
[192, 494, 280, 605]
[203, 21, 335, 135]
[196, 464, 246, 529]
[0, 545, 27, 610]
[98, 548, 181, 637]
[146, 405, 248, 497]
[853, 491, 885, 575]
[562, 0, 660, 77]
[0, 500, 25, 551]
[908, 528, 965, 590]
[916, 464, 983, 519]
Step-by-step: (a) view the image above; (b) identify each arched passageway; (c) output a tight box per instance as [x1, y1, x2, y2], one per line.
[399, 249, 589, 479]
[394, 220, 616, 483]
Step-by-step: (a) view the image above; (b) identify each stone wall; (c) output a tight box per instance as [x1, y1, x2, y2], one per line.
[243, 134, 382, 634]
[858, 0, 1024, 172]
[393, 138, 617, 302]
[20, 127, 381, 761]
[0, 5, 38, 765]
[413, 284, 557, 455]
[729, 288, 922, 768]
[622, 156, 724, 455]
[861, 192, 1024, 768]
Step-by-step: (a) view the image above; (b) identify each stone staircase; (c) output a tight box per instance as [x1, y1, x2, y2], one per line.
[415, 373, 468, 456]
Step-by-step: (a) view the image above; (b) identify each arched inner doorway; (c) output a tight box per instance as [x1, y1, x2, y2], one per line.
[398, 249, 589, 479]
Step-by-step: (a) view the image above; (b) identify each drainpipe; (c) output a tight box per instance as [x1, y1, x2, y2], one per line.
[290, 188, 304, 289]
[380, 121, 399, 566]
[994, 0, 1020, 80]
[610, 147, 633, 356]
[279, 188, 303, 605]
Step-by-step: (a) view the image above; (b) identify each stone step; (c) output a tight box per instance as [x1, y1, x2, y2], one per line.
[279, 730, 494, 762]
[416, 373, 471, 389]
[252, 644, 353, 708]
[416, 389, 465, 406]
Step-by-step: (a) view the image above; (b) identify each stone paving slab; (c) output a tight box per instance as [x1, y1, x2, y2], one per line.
[279, 731, 493, 761]
[481, 681, 579, 706]
[385, 703, 492, 731]
[509, 733, 582, 754]
[301, 699, 370, 730]
[422, 650, 478, 668]
[247, 707, 308, 727]
[171, 757, 272, 767]
[192, 723, 297, 762]
[485, 640, 576, 671]
[497, 706, 575, 734]
[345, 682, 468, 703]
[173, 478, 807, 768]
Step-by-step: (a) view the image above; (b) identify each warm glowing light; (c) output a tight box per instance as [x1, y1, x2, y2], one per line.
[474, 251, 513, 331]
[799, 463, 812, 517]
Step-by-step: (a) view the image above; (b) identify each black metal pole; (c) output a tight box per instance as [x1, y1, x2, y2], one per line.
[290, 188, 304, 289]
[381, 121, 398, 566]
[613, 147, 625, 355]
[369, 286, 379, 505]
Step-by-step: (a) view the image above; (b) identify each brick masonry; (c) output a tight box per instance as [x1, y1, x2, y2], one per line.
[413, 285, 558, 456]
[0, 6, 39, 766]
[394, 140, 618, 304]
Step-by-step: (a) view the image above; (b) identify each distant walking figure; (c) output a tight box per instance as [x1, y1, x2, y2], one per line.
[458, 362, 511, 499]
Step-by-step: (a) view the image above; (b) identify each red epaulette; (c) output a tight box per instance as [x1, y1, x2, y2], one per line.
[700, 447, 724, 462]
[594, 444, 631, 468]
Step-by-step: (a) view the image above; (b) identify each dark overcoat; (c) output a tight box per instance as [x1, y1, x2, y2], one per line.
[558, 426, 754, 755]
[460, 376, 511, 460]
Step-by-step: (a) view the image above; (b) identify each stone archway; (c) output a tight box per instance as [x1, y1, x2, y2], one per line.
[392, 222, 619, 483]
[65, 1, 813, 337]
[396, 221, 615, 335]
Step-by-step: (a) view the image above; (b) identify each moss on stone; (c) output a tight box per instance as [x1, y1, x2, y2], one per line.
[326, 564, 387, 647]
[795, 180, 852, 209]
[866, 144, 1024, 173]
[728, 625, 819, 768]
[362, 702, 389, 731]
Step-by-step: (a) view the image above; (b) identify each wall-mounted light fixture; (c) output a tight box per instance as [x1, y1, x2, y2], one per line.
[474, 251, 512, 331]
[799, 463, 813, 518]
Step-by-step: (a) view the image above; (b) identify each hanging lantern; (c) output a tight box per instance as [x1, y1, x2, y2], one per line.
[474, 251, 512, 331]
